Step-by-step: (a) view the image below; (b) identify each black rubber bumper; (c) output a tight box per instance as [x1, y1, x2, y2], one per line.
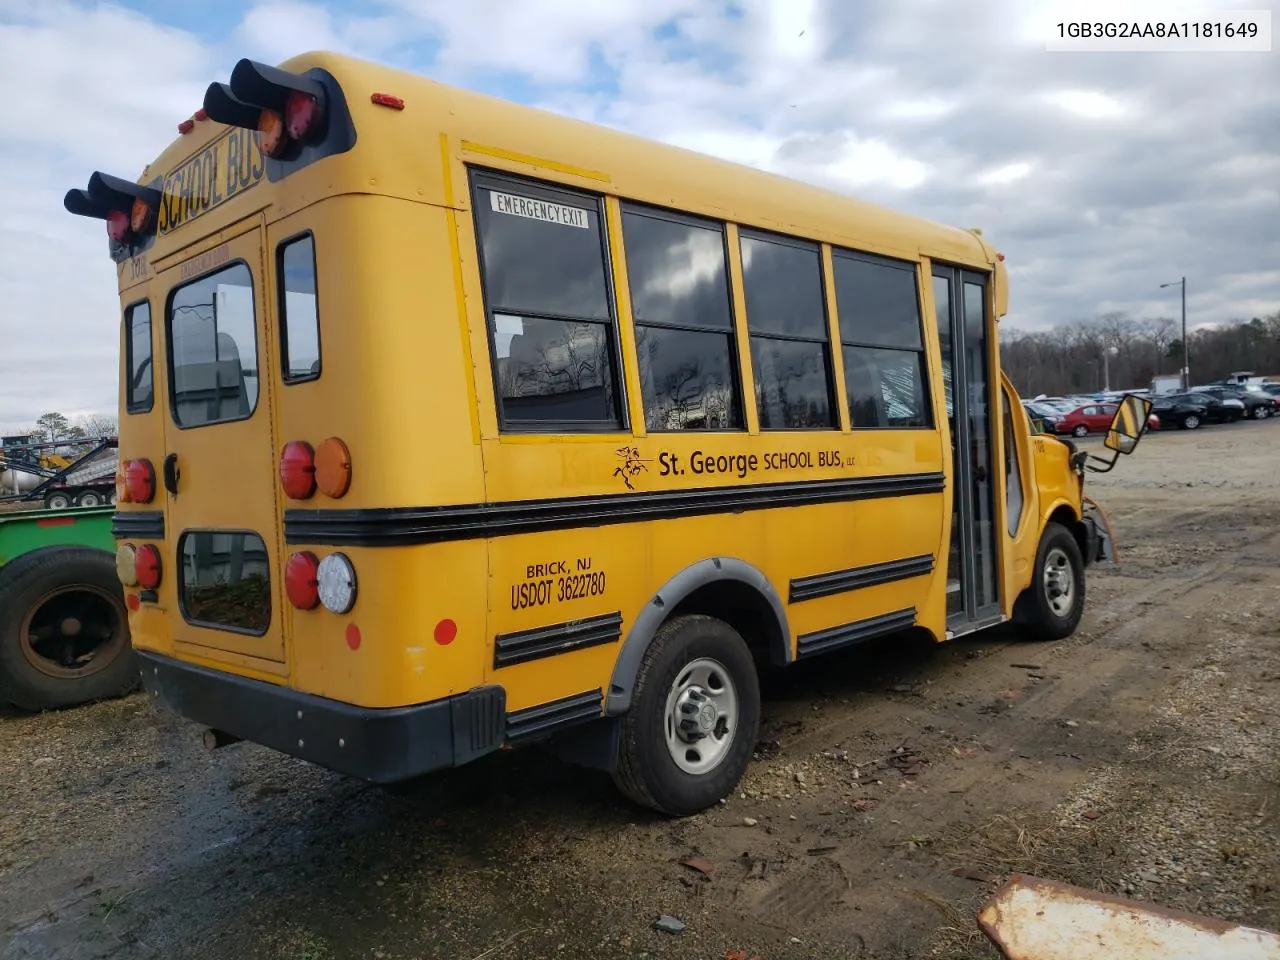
[137, 651, 506, 783]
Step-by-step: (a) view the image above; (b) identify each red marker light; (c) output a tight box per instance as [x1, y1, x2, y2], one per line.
[178, 118, 195, 134]
[371, 92, 404, 110]
[345, 623, 362, 651]
[434, 619, 457, 645]
[194, 108, 208, 121]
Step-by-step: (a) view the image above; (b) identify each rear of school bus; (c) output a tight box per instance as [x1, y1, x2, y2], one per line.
[71, 54, 500, 782]
[70, 51, 1143, 817]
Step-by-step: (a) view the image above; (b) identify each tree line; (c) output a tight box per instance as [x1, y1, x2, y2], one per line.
[17, 412, 119, 445]
[999, 310, 1280, 397]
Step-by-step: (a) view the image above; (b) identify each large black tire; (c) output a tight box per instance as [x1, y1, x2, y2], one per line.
[1014, 522, 1086, 642]
[0, 546, 139, 711]
[613, 615, 760, 817]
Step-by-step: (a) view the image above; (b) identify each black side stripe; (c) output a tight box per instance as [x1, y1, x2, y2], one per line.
[284, 472, 945, 546]
[796, 607, 917, 660]
[112, 510, 165, 540]
[494, 612, 623, 669]
[789, 554, 935, 603]
[505, 689, 602, 744]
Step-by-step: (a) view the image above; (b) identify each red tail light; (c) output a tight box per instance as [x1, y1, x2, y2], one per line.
[136, 544, 162, 590]
[279, 441, 316, 499]
[285, 551, 320, 609]
[124, 458, 156, 503]
[285, 89, 322, 140]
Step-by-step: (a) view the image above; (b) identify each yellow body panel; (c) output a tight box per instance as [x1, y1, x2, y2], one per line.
[108, 50, 1087, 728]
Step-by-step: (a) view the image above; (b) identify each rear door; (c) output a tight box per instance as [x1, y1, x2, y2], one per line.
[156, 218, 286, 668]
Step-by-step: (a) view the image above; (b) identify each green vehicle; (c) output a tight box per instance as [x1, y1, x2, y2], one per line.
[0, 506, 138, 710]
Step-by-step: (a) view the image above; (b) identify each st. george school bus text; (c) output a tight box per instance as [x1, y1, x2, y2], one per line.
[66, 50, 1151, 817]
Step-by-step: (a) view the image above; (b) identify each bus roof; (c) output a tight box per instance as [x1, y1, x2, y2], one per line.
[130, 50, 1000, 277]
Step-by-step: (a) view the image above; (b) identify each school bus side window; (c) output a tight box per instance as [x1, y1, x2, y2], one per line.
[125, 300, 153, 414]
[167, 262, 259, 428]
[278, 234, 321, 382]
[621, 205, 743, 432]
[833, 250, 931, 429]
[739, 230, 835, 429]
[470, 172, 624, 431]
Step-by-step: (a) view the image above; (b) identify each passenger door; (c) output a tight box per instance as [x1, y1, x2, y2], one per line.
[154, 218, 287, 668]
[933, 266, 1001, 635]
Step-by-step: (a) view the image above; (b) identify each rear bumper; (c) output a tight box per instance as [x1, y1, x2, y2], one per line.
[137, 651, 506, 783]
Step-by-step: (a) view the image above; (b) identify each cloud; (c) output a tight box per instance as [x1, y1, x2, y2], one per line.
[1, 0, 1276, 432]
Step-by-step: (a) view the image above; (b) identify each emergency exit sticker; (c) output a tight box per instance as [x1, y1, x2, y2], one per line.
[490, 191, 590, 228]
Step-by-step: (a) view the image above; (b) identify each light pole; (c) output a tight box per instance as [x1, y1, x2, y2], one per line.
[1160, 277, 1188, 388]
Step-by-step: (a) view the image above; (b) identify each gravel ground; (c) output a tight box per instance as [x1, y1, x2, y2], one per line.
[2, 419, 1279, 960]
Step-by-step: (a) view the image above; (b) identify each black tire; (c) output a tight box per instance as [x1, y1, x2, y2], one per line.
[1181, 413, 1201, 430]
[1253, 405, 1269, 420]
[613, 615, 760, 816]
[44, 491, 73, 510]
[1014, 522, 1086, 642]
[1072, 424, 1088, 437]
[0, 546, 139, 711]
[75, 490, 104, 507]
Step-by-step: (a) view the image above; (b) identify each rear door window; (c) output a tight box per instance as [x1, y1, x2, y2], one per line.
[278, 234, 321, 382]
[167, 262, 259, 428]
[178, 531, 271, 634]
[125, 300, 153, 413]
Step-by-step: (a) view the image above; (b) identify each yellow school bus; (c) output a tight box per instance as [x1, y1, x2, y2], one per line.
[67, 51, 1150, 815]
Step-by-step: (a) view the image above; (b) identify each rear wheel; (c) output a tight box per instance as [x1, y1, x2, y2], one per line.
[1181, 413, 1201, 430]
[0, 547, 139, 710]
[44, 491, 73, 510]
[1253, 405, 1270, 420]
[1072, 424, 1088, 437]
[1014, 522, 1085, 642]
[75, 490, 103, 507]
[613, 615, 760, 816]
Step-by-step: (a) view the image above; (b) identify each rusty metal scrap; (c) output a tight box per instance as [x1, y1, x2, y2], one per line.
[978, 873, 1280, 960]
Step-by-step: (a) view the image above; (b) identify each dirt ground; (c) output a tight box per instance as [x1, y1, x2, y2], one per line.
[3, 421, 1279, 960]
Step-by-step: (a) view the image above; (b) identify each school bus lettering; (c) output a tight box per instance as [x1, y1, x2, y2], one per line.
[179, 242, 231, 280]
[657, 449, 854, 479]
[158, 128, 265, 236]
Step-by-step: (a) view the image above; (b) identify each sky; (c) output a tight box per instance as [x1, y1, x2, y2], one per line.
[0, 0, 1276, 432]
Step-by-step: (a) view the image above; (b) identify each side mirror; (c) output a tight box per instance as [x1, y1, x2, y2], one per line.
[1084, 394, 1153, 473]
[1104, 395, 1153, 454]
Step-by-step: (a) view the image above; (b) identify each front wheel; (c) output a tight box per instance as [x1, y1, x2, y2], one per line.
[1181, 413, 1201, 430]
[1072, 424, 1089, 437]
[1014, 522, 1086, 642]
[613, 615, 760, 816]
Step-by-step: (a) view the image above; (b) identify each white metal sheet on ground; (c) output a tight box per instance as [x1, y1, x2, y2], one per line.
[979, 874, 1280, 960]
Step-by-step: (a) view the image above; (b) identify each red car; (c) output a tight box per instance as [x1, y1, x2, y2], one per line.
[1055, 402, 1160, 437]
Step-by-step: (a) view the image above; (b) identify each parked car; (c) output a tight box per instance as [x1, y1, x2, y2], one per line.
[1054, 402, 1123, 437]
[1193, 384, 1276, 420]
[1023, 401, 1064, 433]
[1151, 393, 1215, 430]
[1182, 391, 1244, 423]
